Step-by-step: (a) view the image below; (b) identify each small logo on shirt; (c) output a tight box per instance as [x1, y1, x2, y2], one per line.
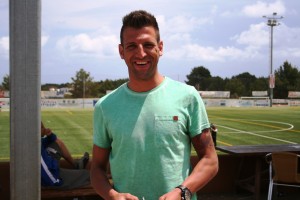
[173, 116, 178, 121]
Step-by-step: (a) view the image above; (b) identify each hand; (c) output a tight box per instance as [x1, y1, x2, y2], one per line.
[110, 192, 139, 200]
[45, 128, 52, 136]
[159, 188, 181, 200]
[41, 127, 52, 137]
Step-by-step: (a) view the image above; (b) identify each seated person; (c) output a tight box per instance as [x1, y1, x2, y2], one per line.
[210, 123, 218, 147]
[41, 121, 90, 189]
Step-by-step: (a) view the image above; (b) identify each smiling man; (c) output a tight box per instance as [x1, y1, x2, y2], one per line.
[119, 14, 164, 92]
[91, 10, 218, 200]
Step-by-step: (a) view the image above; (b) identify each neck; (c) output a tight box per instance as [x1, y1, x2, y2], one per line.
[128, 75, 165, 92]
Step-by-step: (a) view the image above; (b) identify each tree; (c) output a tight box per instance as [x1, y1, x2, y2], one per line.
[207, 76, 225, 91]
[252, 77, 268, 91]
[98, 78, 128, 97]
[70, 68, 95, 98]
[225, 78, 245, 98]
[274, 61, 300, 98]
[1, 74, 9, 90]
[186, 66, 212, 90]
[41, 83, 71, 91]
[231, 72, 256, 96]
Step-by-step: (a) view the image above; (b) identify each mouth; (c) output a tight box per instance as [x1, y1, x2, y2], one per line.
[134, 61, 150, 70]
[135, 61, 148, 66]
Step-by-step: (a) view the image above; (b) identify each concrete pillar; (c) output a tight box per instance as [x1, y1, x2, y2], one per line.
[9, 0, 41, 199]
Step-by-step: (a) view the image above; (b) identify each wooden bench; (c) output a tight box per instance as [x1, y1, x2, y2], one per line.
[41, 160, 111, 199]
[41, 177, 112, 199]
[41, 184, 100, 199]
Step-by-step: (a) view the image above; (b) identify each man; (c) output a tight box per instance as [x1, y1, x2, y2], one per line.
[41, 122, 90, 189]
[210, 123, 218, 147]
[91, 10, 218, 200]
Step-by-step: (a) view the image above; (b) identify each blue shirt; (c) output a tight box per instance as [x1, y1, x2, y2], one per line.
[41, 133, 63, 187]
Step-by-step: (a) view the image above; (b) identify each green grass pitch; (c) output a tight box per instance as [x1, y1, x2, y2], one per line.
[0, 107, 300, 160]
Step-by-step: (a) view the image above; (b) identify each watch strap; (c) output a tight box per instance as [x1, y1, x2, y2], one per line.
[175, 185, 192, 200]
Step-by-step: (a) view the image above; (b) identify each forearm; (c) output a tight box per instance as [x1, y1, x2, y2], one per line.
[182, 152, 218, 193]
[158, 151, 218, 200]
[90, 145, 120, 200]
[183, 130, 219, 194]
[90, 165, 117, 200]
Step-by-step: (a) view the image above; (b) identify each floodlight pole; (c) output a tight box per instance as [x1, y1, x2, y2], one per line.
[263, 12, 283, 107]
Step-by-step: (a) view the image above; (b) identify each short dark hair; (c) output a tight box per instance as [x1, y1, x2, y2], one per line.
[120, 10, 160, 44]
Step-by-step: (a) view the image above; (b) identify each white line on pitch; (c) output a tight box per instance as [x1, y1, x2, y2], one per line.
[217, 124, 297, 144]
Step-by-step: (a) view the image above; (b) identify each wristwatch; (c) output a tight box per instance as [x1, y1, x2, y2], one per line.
[176, 185, 192, 200]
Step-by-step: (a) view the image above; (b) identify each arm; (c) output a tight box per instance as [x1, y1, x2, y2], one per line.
[182, 128, 219, 193]
[42, 132, 57, 146]
[159, 128, 218, 200]
[41, 125, 56, 146]
[90, 145, 112, 198]
[55, 137, 77, 168]
[42, 127, 76, 168]
[90, 145, 139, 200]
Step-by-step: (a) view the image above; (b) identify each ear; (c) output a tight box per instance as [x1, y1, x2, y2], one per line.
[118, 44, 124, 59]
[158, 41, 163, 56]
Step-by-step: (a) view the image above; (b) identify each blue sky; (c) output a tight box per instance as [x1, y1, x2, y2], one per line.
[1, 0, 300, 84]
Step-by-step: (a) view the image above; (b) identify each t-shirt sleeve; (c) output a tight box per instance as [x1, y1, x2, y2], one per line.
[42, 133, 57, 146]
[188, 89, 210, 138]
[93, 102, 112, 148]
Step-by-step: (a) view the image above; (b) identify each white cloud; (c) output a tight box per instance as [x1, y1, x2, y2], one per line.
[165, 44, 250, 62]
[0, 36, 9, 51]
[275, 24, 300, 47]
[0, 36, 9, 58]
[210, 5, 218, 15]
[278, 47, 300, 58]
[2, 0, 299, 83]
[231, 23, 268, 47]
[56, 33, 119, 57]
[0, 34, 49, 52]
[220, 11, 232, 18]
[47, 15, 113, 31]
[242, 0, 286, 17]
[42, 1, 116, 31]
[42, 35, 49, 47]
[43, 0, 111, 16]
[159, 14, 212, 35]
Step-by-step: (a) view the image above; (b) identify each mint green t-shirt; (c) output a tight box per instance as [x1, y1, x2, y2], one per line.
[93, 77, 210, 200]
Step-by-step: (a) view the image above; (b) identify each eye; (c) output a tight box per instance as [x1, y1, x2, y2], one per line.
[144, 43, 155, 49]
[125, 44, 136, 50]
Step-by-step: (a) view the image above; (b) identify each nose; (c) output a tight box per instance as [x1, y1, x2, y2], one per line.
[135, 45, 146, 58]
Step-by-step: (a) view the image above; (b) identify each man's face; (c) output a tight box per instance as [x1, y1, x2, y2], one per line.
[119, 26, 163, 82]
[41, 123, 51, 136]
[41, 123, 47, 136]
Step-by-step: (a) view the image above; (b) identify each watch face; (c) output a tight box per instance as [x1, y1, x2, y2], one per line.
[185, 190, 191, 200]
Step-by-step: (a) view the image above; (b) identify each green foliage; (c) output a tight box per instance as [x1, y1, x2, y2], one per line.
[185, 66, 212, 90]
[41, 83, 70, 91]
[225, 78, 245, 98]
[1, 74, 9, 90]
[207, 76, 225, 91]
[70, 68, 95, 98]
[252, 77, 268, 91]
[274, 61, 300, 98]
[185, 61, 299, 98]
[98, 78, 128, 97]
[231, 72, 256, 96]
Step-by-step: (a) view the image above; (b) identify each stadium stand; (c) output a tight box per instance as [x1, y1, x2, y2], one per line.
[198, 91, 230, 99]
